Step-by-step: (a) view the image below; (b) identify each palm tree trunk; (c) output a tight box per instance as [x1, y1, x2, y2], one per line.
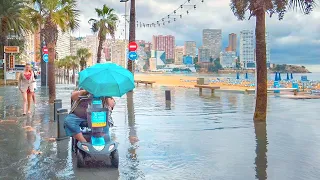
[0, 34, 7, 60]
[253, 9, 267, 121]
[97, 39, 103, 63]
[72, 67, 75, 83]
[254, 121, 268, 179]
[47, 42, 56, 103]
[127, 0, 136, 74]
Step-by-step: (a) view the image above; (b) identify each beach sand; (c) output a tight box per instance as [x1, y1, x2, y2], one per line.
[134, 74, 320, 92]
[134, 74, 248, 90]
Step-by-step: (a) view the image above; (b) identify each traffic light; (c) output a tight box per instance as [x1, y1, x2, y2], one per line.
[9, 55, 14, 69]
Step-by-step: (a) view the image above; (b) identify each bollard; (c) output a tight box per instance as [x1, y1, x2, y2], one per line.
[165, 90, 171, 101]
[165, 101, 171, 110]
[54, 99, 62, 121]
[56, 108, 69, 141]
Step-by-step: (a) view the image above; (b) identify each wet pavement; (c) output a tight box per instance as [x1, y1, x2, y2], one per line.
[1, 82, 320, 180]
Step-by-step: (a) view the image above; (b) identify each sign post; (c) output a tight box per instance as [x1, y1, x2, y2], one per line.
[43, 46, 49, 87]
[301, 76, 308, 92]
[3, 53, 6, 85]
[127, 42, 138, 73]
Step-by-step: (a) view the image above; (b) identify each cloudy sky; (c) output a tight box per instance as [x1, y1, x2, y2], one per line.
[75, 0, 320, 71]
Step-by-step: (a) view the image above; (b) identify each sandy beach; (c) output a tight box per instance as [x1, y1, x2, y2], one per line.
[134, 73, 320, 92]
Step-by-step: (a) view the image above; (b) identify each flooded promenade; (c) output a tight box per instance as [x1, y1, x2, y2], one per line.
[1, 82, 320, 180]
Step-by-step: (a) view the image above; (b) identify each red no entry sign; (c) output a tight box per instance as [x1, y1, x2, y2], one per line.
[42, 46, 48, 54]
[128, 42, 138, 51]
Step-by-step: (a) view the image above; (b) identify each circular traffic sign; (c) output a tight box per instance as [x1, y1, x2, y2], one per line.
[43, 54, 49, 63]
[128, 42, 138, 51]
[128, 51, 138, 61]
[42, 46, 48, 54]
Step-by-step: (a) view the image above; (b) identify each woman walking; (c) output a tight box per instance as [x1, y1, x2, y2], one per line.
[18, 63, 35, 115]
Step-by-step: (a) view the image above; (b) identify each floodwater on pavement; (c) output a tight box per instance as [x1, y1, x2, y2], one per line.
[1, 81, 320, 180]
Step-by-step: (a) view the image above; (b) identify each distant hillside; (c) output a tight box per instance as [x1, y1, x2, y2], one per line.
[270, 64, 311, 73]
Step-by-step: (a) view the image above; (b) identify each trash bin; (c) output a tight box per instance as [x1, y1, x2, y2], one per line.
[56, 108, 69, 141]
[197, 78, 204, 85]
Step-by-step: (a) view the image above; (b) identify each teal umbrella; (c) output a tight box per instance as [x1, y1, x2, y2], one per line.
[79, 63, 135, 97]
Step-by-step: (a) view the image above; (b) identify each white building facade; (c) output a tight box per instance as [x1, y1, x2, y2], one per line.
[240, 30, 271, 69]
[220, 51, 237, 68]
[56, 29, 71, 60]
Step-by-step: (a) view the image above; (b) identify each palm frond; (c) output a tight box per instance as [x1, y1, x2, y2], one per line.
[288, 0, 317, 14]
[230, 0, 250, 20]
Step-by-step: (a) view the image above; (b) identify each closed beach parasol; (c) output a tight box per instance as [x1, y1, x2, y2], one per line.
[275, 72, 278, 81]
[79, 63, 135, 97]
[245, 72, 248, 79]
[236, 72, 240, 79]
[278, 72, 282, 81]
[286, 73, 290, 80]
[290, 73, 293, 79]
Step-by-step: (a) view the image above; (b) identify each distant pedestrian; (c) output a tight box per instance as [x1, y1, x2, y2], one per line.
[18, 63, 35, 115]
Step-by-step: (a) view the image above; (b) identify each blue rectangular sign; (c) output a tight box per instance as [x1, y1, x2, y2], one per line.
[301, 76, 308, 81]
[91, 111, 107, 127]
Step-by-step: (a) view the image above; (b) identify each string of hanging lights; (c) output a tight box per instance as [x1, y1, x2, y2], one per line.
[136, 0, 205, 28]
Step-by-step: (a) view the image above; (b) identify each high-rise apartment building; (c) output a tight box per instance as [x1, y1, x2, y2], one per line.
[111, 40, 127, 68]
[70, 37, 87, 55]
[225, 33, 237, 52]
[56, 29, 71, 60]
[152, 35, 175, 60]
[174, 46, 184, 65]
[202, 29, 222, 59]
[22, 32, 35, 63]
[240, 30, 255, 69]
[86, 35, 99, 64]
[240, 30, 271, 69]
[184, 41, 196, 58]
[198, 46, 210, 63]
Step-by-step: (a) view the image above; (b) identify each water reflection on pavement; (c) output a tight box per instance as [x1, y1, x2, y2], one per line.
[0, 84, 320, 180]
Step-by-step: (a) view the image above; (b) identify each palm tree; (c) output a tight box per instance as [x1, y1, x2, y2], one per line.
[36, 0, 79, 103]
[230, 0, 316, 121]
[89, 4, 118, 63]
[67, 55, 78, 83]
[77, 48, 91, 70]
[128, 0, 136, 74]
[0, 0, 36, 60]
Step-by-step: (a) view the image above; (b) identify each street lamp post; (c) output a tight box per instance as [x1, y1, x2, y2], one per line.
[120, 0, 129, 69]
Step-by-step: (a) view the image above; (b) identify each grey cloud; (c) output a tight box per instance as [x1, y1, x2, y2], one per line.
[74, 0, 320, 65]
